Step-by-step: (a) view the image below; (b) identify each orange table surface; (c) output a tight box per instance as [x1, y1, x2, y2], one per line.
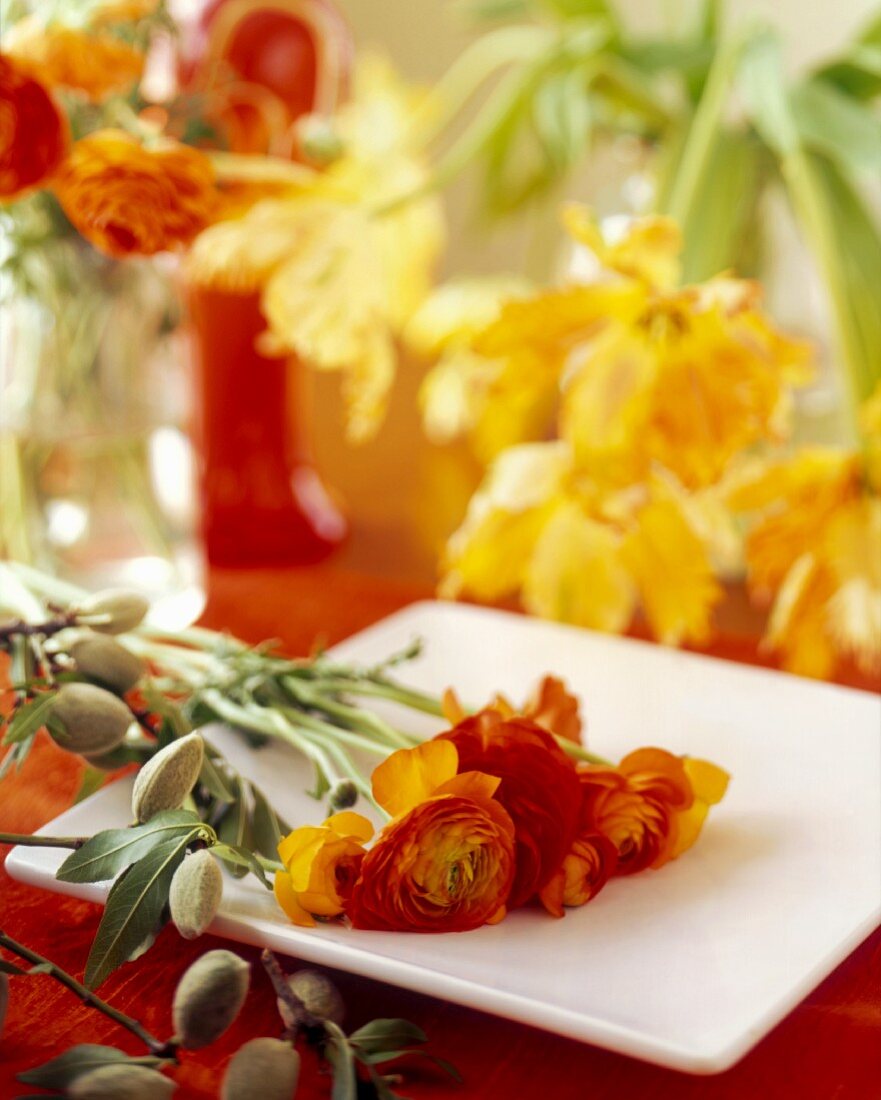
[2, 561, 880, 1100]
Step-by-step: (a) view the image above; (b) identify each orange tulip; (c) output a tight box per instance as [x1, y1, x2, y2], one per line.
[53, 130, 217, 257]
[0, 54, 69, 201]
[274, 810, 373, 928]
[438, 710, 582, 908]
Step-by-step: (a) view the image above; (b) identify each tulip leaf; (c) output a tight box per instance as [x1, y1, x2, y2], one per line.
[17, 1045, 165, 1090]
[85, 834, 194, 988]
[56, 811, 203, 884]
[792, 78, 881, 174]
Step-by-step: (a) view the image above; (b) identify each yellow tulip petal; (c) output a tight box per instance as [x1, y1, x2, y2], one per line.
[371, 740, 459, 817]
[273, 871, 316, 928]
[623, 492, 721, 646]
[523, 500, 637, 632]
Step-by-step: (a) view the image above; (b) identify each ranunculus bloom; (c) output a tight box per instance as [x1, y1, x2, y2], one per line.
[4, 17, 144, 102]
[348, 741, 516, 932]
[274, 810, 373, 928]
[441, 673, 583, 744]
[0, 54, 68, 201]
[538, 832, 618, 917]
[579, 747, 727, 875]
[53, 130, 217, 257]
[438, 710, 582, 908]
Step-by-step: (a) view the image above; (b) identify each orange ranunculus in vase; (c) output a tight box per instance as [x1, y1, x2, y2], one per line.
[348, 741, 516, 932]
[0, 55, 69, 201]
[437, 710, 582, 908]
[52, 130, 217, 258]
[274, 810, 374, 927]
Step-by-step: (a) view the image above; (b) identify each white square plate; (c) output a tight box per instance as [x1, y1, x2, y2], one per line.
[7, 602, 881, 1073]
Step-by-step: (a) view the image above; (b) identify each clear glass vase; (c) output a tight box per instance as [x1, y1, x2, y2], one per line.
[0, 240, 205, 628]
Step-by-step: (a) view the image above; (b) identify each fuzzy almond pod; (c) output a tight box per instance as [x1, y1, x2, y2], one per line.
[52, 682, 134, 755]
[68, 1064, 176, 1099]
[70, 633, 145, 694]
[221, 1037, 301, 1100]
[173, 949, 250, 1050]
[74, 588, 150, 634]
[277, 969, 344, 1029]
[132, 732, 205, 823]
[170, 849, 223, 939]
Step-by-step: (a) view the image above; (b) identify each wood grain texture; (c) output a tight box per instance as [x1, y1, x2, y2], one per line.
[1, 564, 879, 1098]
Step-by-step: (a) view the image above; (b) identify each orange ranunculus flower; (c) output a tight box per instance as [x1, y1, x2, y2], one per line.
[348, 741, 516, 932]
[438, 710, 582, 908]
[4, 16, 144, 102]
[274, 810, 374, 928]
[442, 674, 583, 744]
[538, 832, 618, 917]
[0, 54, 69, 201]
[578, 747, 728, 875]
[53, 130, 217, 257]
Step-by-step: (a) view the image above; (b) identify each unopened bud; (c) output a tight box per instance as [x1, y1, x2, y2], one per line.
[277, 968, 344, 1029]
[221, 1037, 300, 1100]
[74, 589, 150, 634]
[170, 849, 223, 939]
[132, 732, 204, 823]
[52, 683, 133, 756]
[70, 634, 145, 695]
[295, 113, 344, 166]
[68, 1064, 176, 1099]
[328, 778, 358, 811]
[173, 949, 250, 1049]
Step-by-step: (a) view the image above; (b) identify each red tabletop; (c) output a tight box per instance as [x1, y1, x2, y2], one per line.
[1, 563, 880, 1099]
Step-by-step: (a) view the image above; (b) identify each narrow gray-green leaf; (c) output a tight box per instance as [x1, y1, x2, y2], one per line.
[249, 782, 288, 861]
[2, 693, 56, 746]
[57, 810, 203, 884]
[349, 1019, 427, 1056]
[17, 1045, 164, 1090]
[213, 842, 272, 889]
[325, 1021, 357, 1100]
[85, 835, 193, 988]
[199, 748, 236, 803]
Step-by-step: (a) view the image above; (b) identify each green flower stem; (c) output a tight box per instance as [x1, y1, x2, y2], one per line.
[0, 832, 84, 849]
[277, 706, 390, 759]
[282, 679, 415, 750]
[555, 741, 612, 766]
[314, 677, 446, 719]
[664, 29, 751, 229]
[0, 929, 173, 1057]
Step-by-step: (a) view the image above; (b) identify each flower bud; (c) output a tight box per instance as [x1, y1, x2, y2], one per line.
[68, 1064, 176, 1099]
[294, 113, 344, 166]
[74, 589, 150, 634]
[172, 949, 250, 1050]
[70, 634, 145, 695]
[276, 969, 344, 1029]
[132, 732, 204, 823]
[170, 849, 223, 940]
[328, 778, 358, 811]
[52, 683, 134, 756]
[221, 1037, 300, 1100]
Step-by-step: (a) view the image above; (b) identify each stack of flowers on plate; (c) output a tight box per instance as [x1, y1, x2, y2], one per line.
[274, 679, 729, 932]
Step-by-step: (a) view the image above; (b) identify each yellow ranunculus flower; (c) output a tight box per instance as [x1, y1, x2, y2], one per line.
[274, 811, 374, 928]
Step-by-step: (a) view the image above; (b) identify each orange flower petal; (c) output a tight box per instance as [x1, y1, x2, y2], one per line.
[371, 739, 459, 817]
[434, 769, 501, 802]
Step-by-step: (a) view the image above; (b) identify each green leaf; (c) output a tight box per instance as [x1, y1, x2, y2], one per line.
[198, 747, 236, 803]
[249, 782, 288, 861]
[56, 810, 203, 884]
[739, 29, 799, 156]
[325, 1021, 357, 1100]
[348, 1019, 427, 1056]
[217, 783, 253, 877]
[140, 682, 191, 740]
[84, 834, 192, 988]
[213, 842, 272, 889]
[17, 1045, 164, 1090]
[1, 692, 56, 746]
[0, 734, 35, 780]
[73, 767, 107, 805]
[791, 78, 881, 174]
